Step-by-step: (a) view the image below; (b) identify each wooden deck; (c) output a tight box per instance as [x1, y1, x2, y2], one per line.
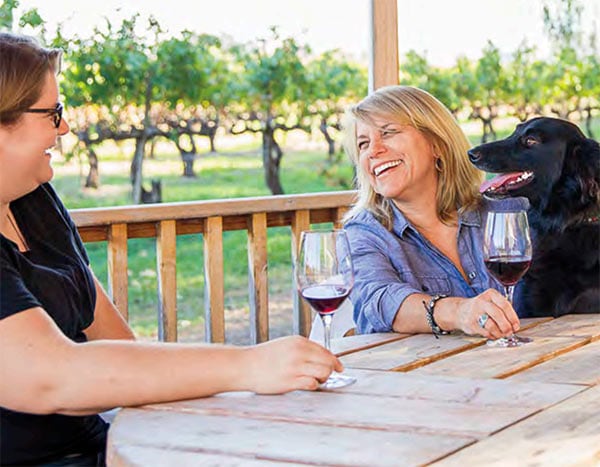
[107, 314, 600, 466]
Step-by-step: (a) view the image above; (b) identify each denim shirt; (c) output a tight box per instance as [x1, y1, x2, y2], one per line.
[345, 197, 529, 334]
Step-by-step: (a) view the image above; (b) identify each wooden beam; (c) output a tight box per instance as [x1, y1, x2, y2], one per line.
[369, 0, 399, 92]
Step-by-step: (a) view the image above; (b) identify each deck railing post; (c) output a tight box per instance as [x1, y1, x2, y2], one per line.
[157, 220, 178, 342]
[107, 223, 129, 321]
[291, 210, 312, 337]
[204, 216, 225, 343]
[248, 213, 269, 344]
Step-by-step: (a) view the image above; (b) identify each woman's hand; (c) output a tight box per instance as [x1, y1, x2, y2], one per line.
[451, 289, 520, 339]
[243, 336, 343, 394]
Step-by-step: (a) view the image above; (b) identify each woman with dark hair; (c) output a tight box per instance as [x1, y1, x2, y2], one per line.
[0, 32, 341, 466]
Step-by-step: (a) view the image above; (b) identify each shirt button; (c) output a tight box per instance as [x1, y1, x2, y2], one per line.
[468, 271, 476, 280]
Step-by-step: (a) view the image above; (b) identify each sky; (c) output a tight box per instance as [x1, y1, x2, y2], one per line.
[12, 0, 600, 66]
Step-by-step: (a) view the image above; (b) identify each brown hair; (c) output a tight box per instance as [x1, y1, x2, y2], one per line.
[342, 85, 483, 229]
[0, 32, 62, 126]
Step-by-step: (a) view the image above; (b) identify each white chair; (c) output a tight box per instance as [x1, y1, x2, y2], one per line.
[308, 299, 356, 343]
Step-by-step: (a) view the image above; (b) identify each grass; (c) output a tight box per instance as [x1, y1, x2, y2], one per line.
[51, 117, 600, 342]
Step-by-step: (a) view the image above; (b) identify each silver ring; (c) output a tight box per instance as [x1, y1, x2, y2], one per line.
[478, 313, 489, 329]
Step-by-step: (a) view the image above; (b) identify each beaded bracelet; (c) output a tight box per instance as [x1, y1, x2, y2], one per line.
[422, 294, 450, 338]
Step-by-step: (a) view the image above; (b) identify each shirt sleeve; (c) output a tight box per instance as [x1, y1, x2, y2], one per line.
[0, 254, 42, 319]
[345, 222, 422, 334]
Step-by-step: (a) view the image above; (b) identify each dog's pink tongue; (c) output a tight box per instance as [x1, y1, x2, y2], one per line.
[480, 172, 524, 193]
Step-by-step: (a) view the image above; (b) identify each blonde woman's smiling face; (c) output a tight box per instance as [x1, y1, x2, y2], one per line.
[356, 118, 438, 203]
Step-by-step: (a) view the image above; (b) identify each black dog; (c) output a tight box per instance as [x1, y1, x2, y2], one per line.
[468, 117, 599, 317]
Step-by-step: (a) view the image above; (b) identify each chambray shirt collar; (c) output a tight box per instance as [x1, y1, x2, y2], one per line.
[390, 201, 481, 238]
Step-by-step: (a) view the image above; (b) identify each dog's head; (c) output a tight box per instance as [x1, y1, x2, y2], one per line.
[468, 117, 599, 220]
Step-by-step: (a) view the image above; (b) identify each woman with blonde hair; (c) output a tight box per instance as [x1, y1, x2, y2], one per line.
[0, 32, 341, 466]
[343, 85, 526, 337]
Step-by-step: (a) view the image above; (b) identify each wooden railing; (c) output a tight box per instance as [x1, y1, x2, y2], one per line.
[71, 191, 357, 344]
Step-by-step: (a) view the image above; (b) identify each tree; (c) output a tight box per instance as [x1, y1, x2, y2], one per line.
[0, 0, 44, 31]
[305, 50, 367, 158]
[60, 15, 166, 201]
[156, 32, 233, 177]
[471, 41, 509, 142]
[505, 41, 546, 121]
[230, 28, 310, 195]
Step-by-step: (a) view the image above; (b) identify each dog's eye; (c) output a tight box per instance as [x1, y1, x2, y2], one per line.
[523, 136, 540, 147]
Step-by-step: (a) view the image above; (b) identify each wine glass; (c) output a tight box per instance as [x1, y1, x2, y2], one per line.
[483, 210, 533, 347]
[296, 229, 356, 389]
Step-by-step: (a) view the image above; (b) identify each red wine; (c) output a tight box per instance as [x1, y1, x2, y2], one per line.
[301, 285, 350, 315]
[485, 256, 531, 286]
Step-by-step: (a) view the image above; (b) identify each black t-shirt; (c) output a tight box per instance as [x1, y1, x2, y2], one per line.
[0, 184, 108, 465]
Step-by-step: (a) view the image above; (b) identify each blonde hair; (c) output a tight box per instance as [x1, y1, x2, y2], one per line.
[0, 32, 62, 127]
[342, 85, 483, 229]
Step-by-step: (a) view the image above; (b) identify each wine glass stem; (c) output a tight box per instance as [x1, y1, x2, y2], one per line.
[504, 285, 515, 305]
[320, 313, 333, 351]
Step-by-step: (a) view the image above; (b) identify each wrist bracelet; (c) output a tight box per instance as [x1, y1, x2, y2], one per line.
[422, 294, 450, 338]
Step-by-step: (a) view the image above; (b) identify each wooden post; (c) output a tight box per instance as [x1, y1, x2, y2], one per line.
[369, 0, 399, 92]
[107, 223, 129, 321]
[291, 210, 312, 336]
[204, 216, 225, 343]
[248, 213, 269, 344]
[156, 220, 177, 342]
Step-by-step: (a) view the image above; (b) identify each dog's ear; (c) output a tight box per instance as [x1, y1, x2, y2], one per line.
[566, 137, 600, 203]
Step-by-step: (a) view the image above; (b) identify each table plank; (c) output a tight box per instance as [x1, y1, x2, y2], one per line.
[507, 339, 600, 386]
[142, 372, 581, 438]
[331, 332, 408, 356]
[109, 409, 474, 467]
[411, 335, 587, 379]
[523, 313, 600, 339]
[433, 385, 600, 466]
[338, 317, 552, 371]
[109, 444, 291, 467]
[340, 333, 485, 371]
[339, 369, 583, 408]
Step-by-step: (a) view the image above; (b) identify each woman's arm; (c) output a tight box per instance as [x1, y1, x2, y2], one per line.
[347, 225, 519, 338]
[392, 289, 520, 339]
[0, 308, 342, 416]
[83, 275, 135, 341]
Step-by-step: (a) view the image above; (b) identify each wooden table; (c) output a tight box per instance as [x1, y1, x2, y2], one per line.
[107, 315, 600, 466]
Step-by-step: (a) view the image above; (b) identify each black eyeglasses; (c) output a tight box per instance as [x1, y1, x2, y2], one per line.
[23, 102, 63, 129]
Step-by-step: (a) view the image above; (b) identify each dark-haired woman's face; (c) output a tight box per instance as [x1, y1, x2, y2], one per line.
[0, 71, 69, 202]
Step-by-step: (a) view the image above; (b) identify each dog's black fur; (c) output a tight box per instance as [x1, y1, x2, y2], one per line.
[469, 117, 599, 317]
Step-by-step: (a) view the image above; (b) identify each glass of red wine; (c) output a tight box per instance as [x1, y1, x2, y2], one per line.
[483, 210, 533, 347]
[296, 229, 356, 389]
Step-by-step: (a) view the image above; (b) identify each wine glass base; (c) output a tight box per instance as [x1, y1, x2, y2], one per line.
[319, 371, 356, 389]
[486, 334, 533, 348]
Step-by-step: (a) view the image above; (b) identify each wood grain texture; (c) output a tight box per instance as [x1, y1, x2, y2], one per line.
[72, 191, 357, 228]
[291, 210, 311, 336]
[340, 333, 486, 371]
[247, 213, 269, 344]
[433, 385, 600, 466]
[143, 372, 580, 439]
[369, 0, 399, 91]
[508, 339, 600, 386]
[411, 335, 588, 379]
[107, 223, 128, 320]
[203, 217, 224, 343]
[156, 220, 177, 342]
[109, 408, 473, 467]
[331, 332, 408, 356]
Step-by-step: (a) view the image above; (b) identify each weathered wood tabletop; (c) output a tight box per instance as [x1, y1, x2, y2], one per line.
[107, 315, 600, 466]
